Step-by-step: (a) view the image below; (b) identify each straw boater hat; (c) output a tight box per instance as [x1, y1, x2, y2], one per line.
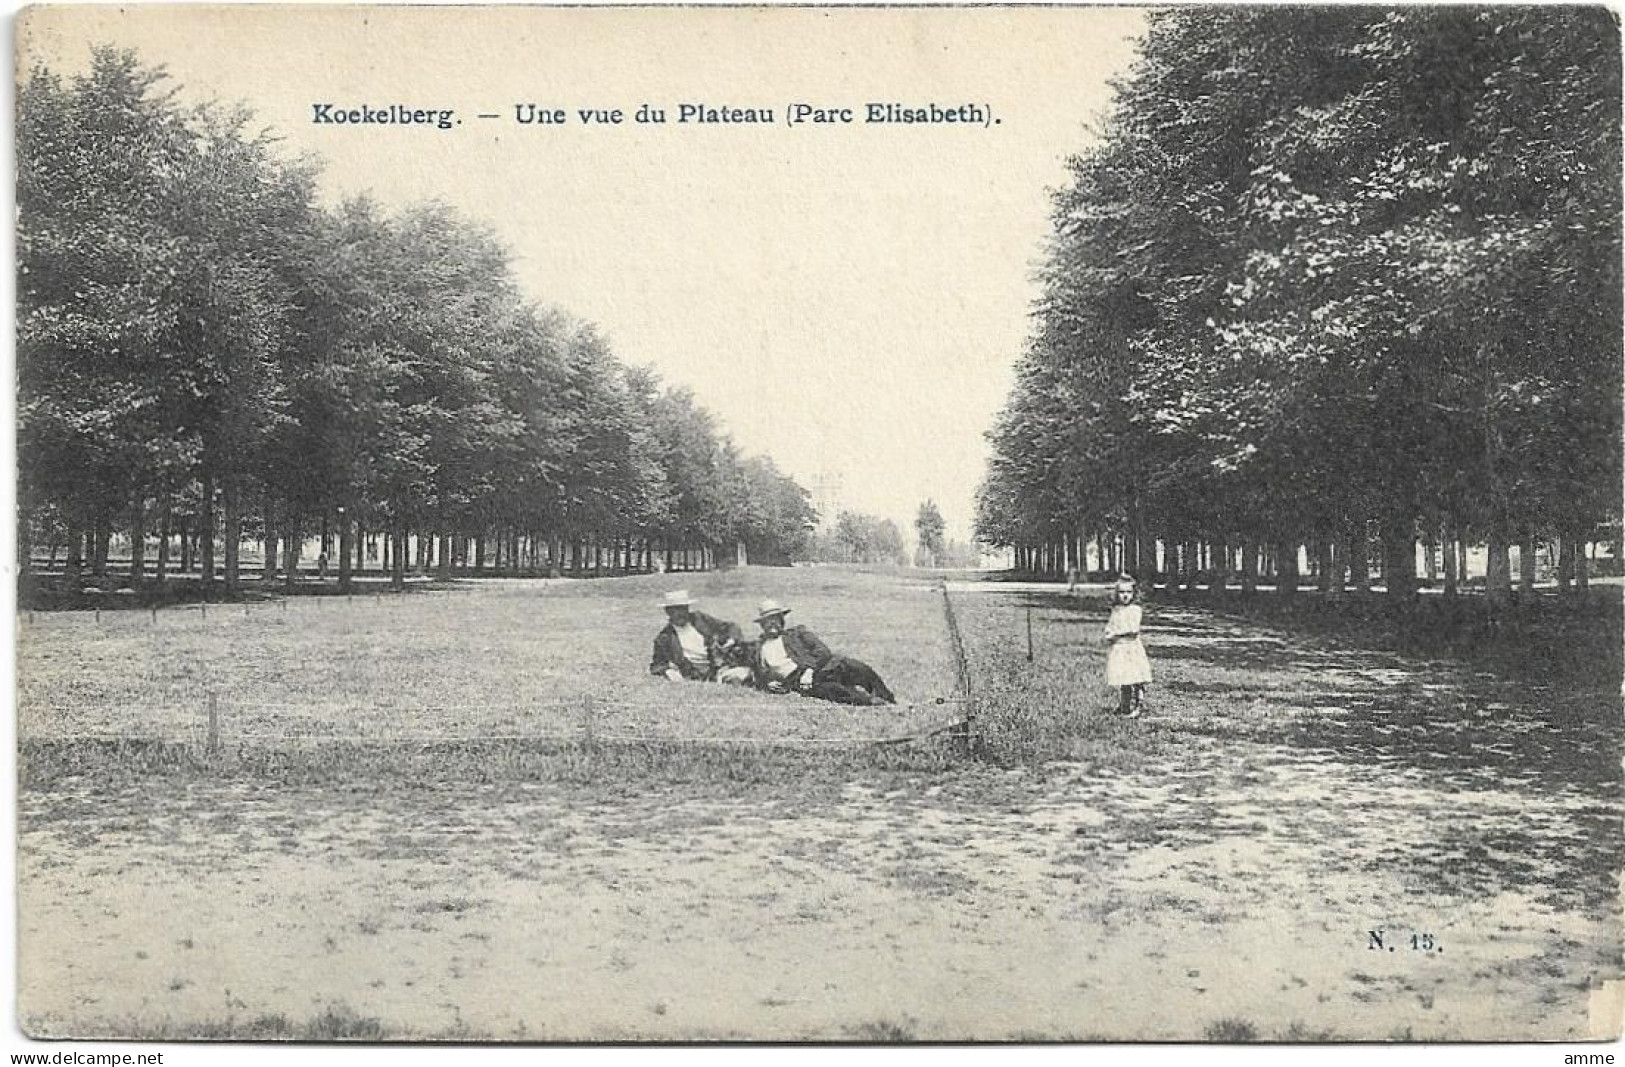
[754, 598, 791, 623]
[661, 589, 695, 610]
[1115, 574, 1138, 595]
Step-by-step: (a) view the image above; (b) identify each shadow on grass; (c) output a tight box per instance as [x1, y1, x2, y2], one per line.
[18, 732, 968, 790]
[953, 582, 1625, 913]
[1021, 588, 1622, 797]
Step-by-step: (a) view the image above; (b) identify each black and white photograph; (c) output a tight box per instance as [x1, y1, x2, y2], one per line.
[8, 2, 1623, 1052]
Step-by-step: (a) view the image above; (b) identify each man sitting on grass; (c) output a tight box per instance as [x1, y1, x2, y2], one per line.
[749, 599, 897, 707]
[649, 590, 752, 684]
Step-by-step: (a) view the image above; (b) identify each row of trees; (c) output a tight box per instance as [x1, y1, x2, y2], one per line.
[802, 511, 909, 566]
[977, 7, 1621, 601]
[18, 48, 817, 592]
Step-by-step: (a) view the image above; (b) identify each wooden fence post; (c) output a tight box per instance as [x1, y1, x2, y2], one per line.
[937, 582, 978, 759]
[581, 695, 598, 752]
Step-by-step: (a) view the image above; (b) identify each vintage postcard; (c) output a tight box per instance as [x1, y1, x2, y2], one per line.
[10, 2, 1623, 1049]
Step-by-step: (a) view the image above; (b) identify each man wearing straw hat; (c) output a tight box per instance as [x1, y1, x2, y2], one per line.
[749, 598, 896, 707]
[649, 590, 752, 684]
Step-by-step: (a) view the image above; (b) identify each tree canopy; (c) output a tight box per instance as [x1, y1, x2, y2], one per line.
[978, 8, 1622, 600]
[18, 48, 816, 589]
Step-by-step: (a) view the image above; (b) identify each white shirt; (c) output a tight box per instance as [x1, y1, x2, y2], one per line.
[759, 636, 799, 681]
[674, 622, 710, 672]
[1105, 604, 1142, 639]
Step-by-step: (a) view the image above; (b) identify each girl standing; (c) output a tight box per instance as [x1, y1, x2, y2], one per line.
[1104, 574, 1152, 717]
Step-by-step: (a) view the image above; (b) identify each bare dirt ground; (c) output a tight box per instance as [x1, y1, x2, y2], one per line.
[16, 574, 1623, 1041]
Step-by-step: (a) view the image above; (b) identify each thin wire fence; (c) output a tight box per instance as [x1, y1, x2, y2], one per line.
[20, 581, 982, 757]
[938, 581, 979, 754]
[19, 694, 973, 752]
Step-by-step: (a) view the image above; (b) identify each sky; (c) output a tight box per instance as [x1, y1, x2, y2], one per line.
[17, 5, 1148, 542]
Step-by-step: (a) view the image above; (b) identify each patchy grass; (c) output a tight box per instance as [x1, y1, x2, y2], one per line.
[951, 583, 1622, 913]
[1204, 1017, 1261, 1042]
[16, 568, 1623, 1041]
[26, 1003, 403, 1041]
[845, 1017, 919, 1042]
[18, 567, 964, 775]
[1151, 582, 1623, 687]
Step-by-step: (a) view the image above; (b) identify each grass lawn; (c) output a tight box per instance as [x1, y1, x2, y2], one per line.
[17, 566, 962, 747]
[15, 567, 1623, 1040]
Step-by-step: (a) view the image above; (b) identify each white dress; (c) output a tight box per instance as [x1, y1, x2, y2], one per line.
[1104, 603, 1153, 686]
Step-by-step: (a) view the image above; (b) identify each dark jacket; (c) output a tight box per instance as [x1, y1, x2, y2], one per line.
[650, 611, 744, 679]
[751, 625, 834, 687]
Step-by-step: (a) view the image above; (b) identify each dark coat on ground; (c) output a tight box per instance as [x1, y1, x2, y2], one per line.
[750, 624, 834, 685]
[649, 611, 745, 680]
[744, 626, 825, 678]
[749, 624, 896, 705]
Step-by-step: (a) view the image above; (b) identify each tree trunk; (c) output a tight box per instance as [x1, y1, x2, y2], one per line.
[222, 478, 240, 591]
[18, 516, 32, 576]
[1346, 524, 1369, 592]
[155, 508, 170, 585]
[65, 523, 84, 586]
[1518, 535, 1537, 594]
[199, 474, 216, 588]
[264, 515, 279, 583]
[1442, 524, 1458, 598]
[1574, 529, 1590, 592]
[1381, 519, 1417, 599]
[474, 535, 486, 573]
[392, 523, 407, 589]
[129, 504, 145, 582]
[180, 518, 193, 575]
[1241, 543, 1258, 595]
[1423, 527, 1439, 585]
[1211, 540, 1230, 596]
[338, 509, 354, 593]
[1316, 540, 1333, 593]
[1276, 541, 1299, 598]
[1485, 529, 1512, 606]
[92, 513, 110, 577]
[283, 523, 300, 591]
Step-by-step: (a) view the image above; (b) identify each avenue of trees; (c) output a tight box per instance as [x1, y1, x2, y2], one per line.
[977, 7, 1621, 603]
[803, 511, 908, 566]
[794, 501, 980, 568]
[18, 49, 817, 593]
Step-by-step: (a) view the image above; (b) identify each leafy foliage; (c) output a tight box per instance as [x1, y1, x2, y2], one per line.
[978, 9, 1621, 594]
[17, 47, 813, 583]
